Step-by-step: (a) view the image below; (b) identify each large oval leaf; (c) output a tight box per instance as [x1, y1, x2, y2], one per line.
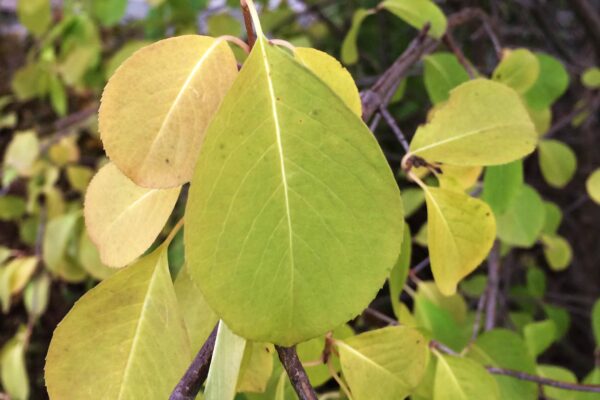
[99, 35, 238, 188]
[409, 79, 537, 166]
[84, 163, 180, 267]
[45, 248, 191, 399]
[337, 326, 428, 400]
[423, 186, 496, 295]
[185, 35, 403, 345]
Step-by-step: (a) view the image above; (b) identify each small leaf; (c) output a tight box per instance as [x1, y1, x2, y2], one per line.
[294, 47, 362, 116]
[524, 320, 556, 357]
[467, 329, 537, 400]
[542, 201, 562, 235]
[340, 9, 374, 65]
[492, 48, 540, 94]
[45, 247, 191, 399]
[482, 161, 524, 215]
[586, 168, 600, 204]
[185, 34, 404, 345]
[390, 224, 411, 320]
[174, 267, 218, 353]
[3, 131, 40, 177]
[48, 136, 79, 166]
[581, 67, 600, 89]
[434, 353, 500, 400]
[24, 273, 51, 318]
[0, 327, 29, 400]
[423, 52, 470, 104]
[84, 163, 180, 267]
[337, 326, 429, 400]
[402, 187, 425, 218]
[381, 0, 447, 39]
[526, 267, 546, 299]
[205, 321, 247, 400]
[538, 140, 577, 188]
[496, 185, 545, 248]
[43, 211, 87, 282]
[541, 234, 572, 271]
[78, 229, 115, 280]
[91, 0, 128, 26]
[422, 186, 496, 295]
[17, 0, 51, 36]
[524, 53, 569, 110]
[0, 195, 26, 221]
[410, 79, 537, 166]
[543, 304, 570, 340]
[99, 35, 238, 188]
[66, 165, 94, 193]
[537, 365, 577, 400]
[237, 342, 274, 393]
[0, 256, 38, 313]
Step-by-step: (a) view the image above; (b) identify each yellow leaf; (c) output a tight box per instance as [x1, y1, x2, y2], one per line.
[99, 35, 238, 188]
[492, 48, 540, 94]
[294, 47, 362, 116]
[586, 168, 600, 204]
[423, 186, 496, 295]
[3, 130, 40, 176]
[84, 163, 180, 267]
[410, 79, 537, 166]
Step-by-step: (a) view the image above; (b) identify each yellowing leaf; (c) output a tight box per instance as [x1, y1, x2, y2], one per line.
[0, 256, 38, 313]
[24, 273, 51, 318]
[541, 234, 572, 271]
[434, 354, 500, 400]
[422, 186, 495, 295]
[17, 0, 51, 36]
[410, 79, 537, 166]
[582, 67, 600, 89]
[341, 9, 374, 65]
[174, 267, 218, 353]
[205, 321, 247, 400]
[99, 35, 238, 188]
[423, 52, 470, 104]
[496, 185, 545, 248]
[105, 40, 152, 79]
[3, 130, 40, 177]
[48, 136, 79, 166]
[338, 326, 428, 400]
[43, 211, 87, 283]
[237, 342, 274, 393]
[78, 230, 115, 280]
[586, 168, 600, 204]
[45, 248, 191, 399]
[381, 0, 447, 39]
[438, 165, 482, 192]
[538, 140, 577, 188]
[527, 106, 551, 136]
[185, 34, 403, 345]
[84, 163, 180, 267]
[492, 48, 540, 94]
[294, 47, 362, 116]
[0, 327, 29, 400]
[66, 165, 93, 193]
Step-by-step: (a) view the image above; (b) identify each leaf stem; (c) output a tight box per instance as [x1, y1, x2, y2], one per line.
[240, 0, 256, 49]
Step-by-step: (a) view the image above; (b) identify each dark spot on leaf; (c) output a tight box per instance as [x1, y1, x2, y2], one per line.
[165, 158, 170, 164]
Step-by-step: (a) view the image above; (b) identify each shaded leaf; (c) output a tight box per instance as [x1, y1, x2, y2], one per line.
[496, 185, 545, 248]
[381, 0, 447, 38]
[537, 365, 577, 400]
[390, 224, 411, 320]
[423, 52, 470, 104]
[341, 9, 374, 65]
[0, 327, 29, 400]
[434, 353, 500, 400]
[524, 53, 569, 110]
[482, 161, 523, 215]
[524, 320, 556, 357]
[538, 140, 577, 188]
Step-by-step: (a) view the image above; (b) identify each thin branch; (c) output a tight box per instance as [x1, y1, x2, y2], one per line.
[170, 324, 219, 400]
[484, 242, 501, 331]
[443, 32, 476, 79]
[39, 104, 98, 153]
[240, 0, 256, 49]
[379, 107, 410, 152]
[470, 291, 487, 342]
[487, 367, 600, 393]
[275, 346, 318, 400]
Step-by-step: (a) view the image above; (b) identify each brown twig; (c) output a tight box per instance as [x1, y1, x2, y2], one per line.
[487, 367, 600, 393]
[275, 346, 318, 400]
[484, 242, 501, 331]
[443, 32, 476, 79]
[39, 104, 98, 153]
[379, 107, 410, 152]
[240, 0, 256, 49]
[170, 324, 219, 400]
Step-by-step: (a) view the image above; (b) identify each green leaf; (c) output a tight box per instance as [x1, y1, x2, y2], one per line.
[66, 165, 94, 193]
[582, 67, 600, 89]
[0, 195, 26, 220]
[543, 304, 570, 340]
[538, 140, 577, 188]
[390, 224, 411, 320]
[541, 234, 572, 271]
[542, 201, 562, 235]
[467, 329, 537, 400]
[24, 273, 51, 318]
[294, 47, 362, 116]
[423, 52, 470, 104]
[402, 187, 425, 218]
[296, 324, 353, 387]
[496, 185, 545, 248]
[237, 342, 274, 393]
[528, 106, 552, 136]
[526, 267, 546, 299]
[340, 9, 374, 65]
[99, 35, 238, 188]
[84, 163, 180, 268]
[524, 319, 556, 357]
[482, 161, 523, 215]
[0, 327, 29, 400]
[434, 353, 500, 400]
[48, 74, 68, 116]
[422, 186, 495, 295]
[593, 299, 600, 345]
[537, 365, 577, 400]
[43, 211, 87, 283]
[575, 368, 600, 400]
[381, 0, 447, 39]
[91, 0, 128, 26]
[45, 247, 191, 399]
[492, 48, 540, 94]
[586, 168, 600, 204]
[409, 79, 537, 166]
[17, 0, 51, 36]
[460, 274, 487, 297]
[185, 34, 404, 345]
[205, 322, 247, 400]
[524, 53, 569, 110]
[337, 326, 428, 400]
[174, 267, 218, 353]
